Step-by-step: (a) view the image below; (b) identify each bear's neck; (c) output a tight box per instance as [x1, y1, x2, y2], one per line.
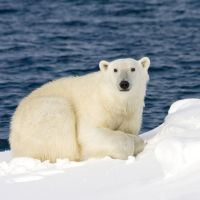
[100, 84, 145, 117]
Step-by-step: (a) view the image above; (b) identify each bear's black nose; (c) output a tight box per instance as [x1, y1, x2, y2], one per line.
[119, 81, 129, 90]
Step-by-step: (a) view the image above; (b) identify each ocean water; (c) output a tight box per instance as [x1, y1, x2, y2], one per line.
[0, 0, 199, 147]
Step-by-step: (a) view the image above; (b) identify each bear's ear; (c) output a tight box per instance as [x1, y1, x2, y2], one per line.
[99, 60, 109, 71]
[139, 57, 150, 70]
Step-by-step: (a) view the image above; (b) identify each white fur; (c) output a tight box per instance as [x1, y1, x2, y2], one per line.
[9, 57, 150, 162]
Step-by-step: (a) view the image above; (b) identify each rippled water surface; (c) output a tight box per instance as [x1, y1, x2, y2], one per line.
[0, 0, 200, 142]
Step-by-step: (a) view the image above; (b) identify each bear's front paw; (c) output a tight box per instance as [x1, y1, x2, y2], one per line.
[133, 136, 145, 156]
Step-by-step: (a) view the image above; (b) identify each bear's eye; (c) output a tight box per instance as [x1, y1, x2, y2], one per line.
[131, 67, 135, 72]
[114, 68, 118, 72]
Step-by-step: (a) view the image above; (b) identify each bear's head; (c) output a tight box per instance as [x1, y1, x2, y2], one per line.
[99, 57, 150, 93]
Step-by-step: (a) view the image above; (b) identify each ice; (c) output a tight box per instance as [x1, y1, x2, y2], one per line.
[1, 98, 200, 200]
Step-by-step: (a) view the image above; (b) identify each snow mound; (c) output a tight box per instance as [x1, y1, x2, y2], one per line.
[144, 99, 200, 177]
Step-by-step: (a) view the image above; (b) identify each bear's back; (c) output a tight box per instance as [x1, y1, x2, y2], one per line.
[23, 71, 102, 103]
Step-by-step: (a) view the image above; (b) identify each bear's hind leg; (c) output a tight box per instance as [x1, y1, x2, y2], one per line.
[10, 97, 80, 162]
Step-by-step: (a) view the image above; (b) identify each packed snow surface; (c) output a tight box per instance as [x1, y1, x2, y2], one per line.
[1, 99, 200, 200]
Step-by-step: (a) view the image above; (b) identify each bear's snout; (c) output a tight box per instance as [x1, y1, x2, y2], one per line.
[119, 81, 130, 91]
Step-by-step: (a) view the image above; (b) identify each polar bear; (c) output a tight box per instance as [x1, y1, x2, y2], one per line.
[9, 57, 150, 162]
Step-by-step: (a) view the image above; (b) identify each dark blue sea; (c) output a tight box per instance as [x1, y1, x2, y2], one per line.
[0, 0, 200, 150]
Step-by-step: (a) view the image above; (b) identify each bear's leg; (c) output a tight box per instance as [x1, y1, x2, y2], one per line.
[133, 135, 145, 156]
[79, 127, 144, 160]
[10, 97, 80, 162]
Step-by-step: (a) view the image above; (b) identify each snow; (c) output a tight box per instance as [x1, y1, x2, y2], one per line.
[1, 99, 200, 200]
